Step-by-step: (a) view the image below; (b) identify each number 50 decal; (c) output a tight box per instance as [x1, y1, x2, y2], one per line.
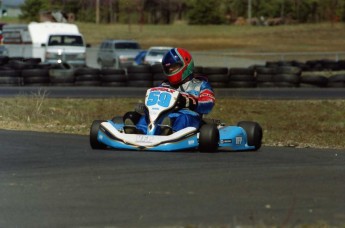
[146, 91, 172, 107]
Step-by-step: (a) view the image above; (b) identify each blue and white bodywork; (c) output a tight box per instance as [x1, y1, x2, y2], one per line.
[90, 87, 262, 152]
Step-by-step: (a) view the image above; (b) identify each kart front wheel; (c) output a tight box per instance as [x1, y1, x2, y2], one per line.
[237, 121, 263, 151]
[90, 120, 107, 149]
[199, 124, 219, 153]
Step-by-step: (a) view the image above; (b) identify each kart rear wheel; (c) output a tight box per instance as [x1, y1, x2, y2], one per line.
[237, 121, 263, 151]
[90, 120, 107, 149]
[199, 124, 219, 153]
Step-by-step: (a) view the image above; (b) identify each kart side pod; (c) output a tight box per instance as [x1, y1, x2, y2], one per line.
[218, 121, 263, 151]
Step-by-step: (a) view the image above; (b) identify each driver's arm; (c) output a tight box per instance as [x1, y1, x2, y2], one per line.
[195, 81, 215, 114]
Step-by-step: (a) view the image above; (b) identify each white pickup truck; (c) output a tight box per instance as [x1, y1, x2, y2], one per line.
[2, 22, 89, 66]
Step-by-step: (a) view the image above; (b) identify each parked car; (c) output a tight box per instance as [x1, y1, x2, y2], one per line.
[133, 50, 147, 65]
[0, 45, 8, 56]
[0, 23, 6, 44]
[97, 40, 142, 69]
[143, 46, 173, 65]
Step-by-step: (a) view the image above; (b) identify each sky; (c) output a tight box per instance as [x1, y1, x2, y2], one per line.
[2, 0, 25, 7]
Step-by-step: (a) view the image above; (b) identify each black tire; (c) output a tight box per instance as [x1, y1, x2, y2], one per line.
[209, 82, 227, 88]
[153, 80, 163, 87]
[127, 80, 152, 87]
[300, 75, 328, 87]
[274, 82, 299, 87]
[206, 74, 229, 83]
[229, 67, 254, 75]
[153, 73, 165, 81]
[75, 67, 100, 76]
[127, 73, 153, 81]
[151, 64, 163, 73]
[229, 74, 255, 82]
[202, 67, 228, 75]
[0, 77, 22, 85]
[327, 82, 345, 88]
[328, 74, 345, 83]
[101, 74, 127, 82]
[273, 74, 300, 84]
[75, 75, 100, 81]
[227, 81, 256, 88]
[257, 82, 275, 87]
[22, 69, 49, 77]
[127, 65, 151, 73]
[194, 66, 203, 74]
[90, 120, 107, 149]
[23, 76, 50, 84]
[255, 66, 277, 75]
[49, 69, 75, 83]
[257, 74, 273, 82]
[276, 66, 302, 75]
[50, 82, 75, 87]
[100, 68, 126, 75]
[199, 124, 219, 153]
[0, 69, 19, 77]
[75, 81, 101, 86]
[102, 82, 127, 87]
[237, 121, 263, 151]
[7, 60, 30, 70]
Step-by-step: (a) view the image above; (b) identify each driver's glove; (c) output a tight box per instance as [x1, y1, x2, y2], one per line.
[176, 93, 198, 110]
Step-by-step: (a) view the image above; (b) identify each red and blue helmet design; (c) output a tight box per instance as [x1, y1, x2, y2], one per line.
[162, 48, 194, 85]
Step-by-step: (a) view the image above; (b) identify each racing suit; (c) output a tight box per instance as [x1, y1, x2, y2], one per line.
[136, 76, 216, 134]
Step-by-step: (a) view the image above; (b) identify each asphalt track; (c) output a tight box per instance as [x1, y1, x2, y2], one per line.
[0, 86, 344, 99]
[0, 130, 344, 227]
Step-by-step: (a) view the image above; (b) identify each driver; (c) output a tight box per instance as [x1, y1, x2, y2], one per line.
[125, 47, 215, 135]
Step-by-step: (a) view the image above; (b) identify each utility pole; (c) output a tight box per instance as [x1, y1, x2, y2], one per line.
[247, 0, 252, 22]
[96, 0, 100, 24]
[0, 0, 2, 18]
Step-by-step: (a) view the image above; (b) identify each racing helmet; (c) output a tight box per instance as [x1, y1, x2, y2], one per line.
[162, 48, 194, 85]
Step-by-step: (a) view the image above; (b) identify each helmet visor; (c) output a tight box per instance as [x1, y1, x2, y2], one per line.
[162, 49, 184, 75]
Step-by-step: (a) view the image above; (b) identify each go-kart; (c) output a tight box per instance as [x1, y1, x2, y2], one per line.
[90, 87, 263, 152]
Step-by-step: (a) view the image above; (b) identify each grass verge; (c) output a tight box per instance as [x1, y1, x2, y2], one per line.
[0, 95, 344, 149]
[76, 22, 345, 53]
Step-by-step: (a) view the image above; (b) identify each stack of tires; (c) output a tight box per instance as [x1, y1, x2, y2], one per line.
[9, 57, 48, 86]
[255, 66, 277, 87]
[202, 67, 228, 88]
[126, 65, 153, 87]
[304, 60, 341, 71]
[300, 72, 328, 88]
[151, 64, 164, 87]
[74, 67, 101, 86]
[100, 69, 127, 87]
[327, 74, 345, 88]
[228, 67, 256, 88]
[0, 56, 21, 86]
[49, 63, 75, 86]
[273, 66, 301, 87]
[22, 67, 50, 86]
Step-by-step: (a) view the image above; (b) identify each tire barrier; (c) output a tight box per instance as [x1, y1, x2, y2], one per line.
[151, 63, 165, 87]
[0, 57, 344, 88]
[202, 67, 229, 88]
[126, 65, 153, 88]
[100, 69, 127, 87]
[228, 67, 256, 88]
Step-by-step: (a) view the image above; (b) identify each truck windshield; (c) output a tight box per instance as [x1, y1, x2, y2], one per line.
[48, 35, 84, 46]
[114, 42, 139, 49]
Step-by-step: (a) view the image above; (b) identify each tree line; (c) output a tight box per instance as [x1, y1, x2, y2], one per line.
[20, 0, 345, 25]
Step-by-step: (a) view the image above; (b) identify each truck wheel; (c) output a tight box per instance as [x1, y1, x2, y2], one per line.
[237, 121, 263, 150]
[90, 120, 107, 149]
[199, 124, 219, 153]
